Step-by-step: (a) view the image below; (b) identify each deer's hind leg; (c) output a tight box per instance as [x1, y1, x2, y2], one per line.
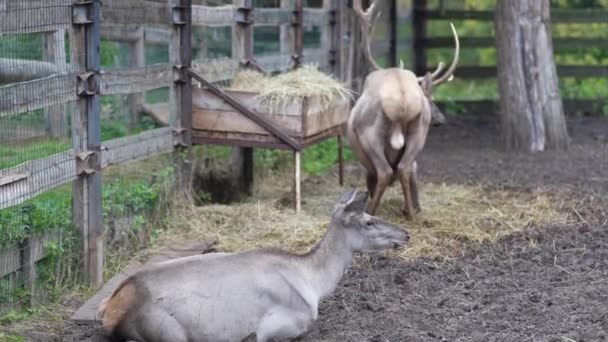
[358, 134, 393, 215]
[400, 161, 421, 216]
[397, 111, 430, 220]
[124, 305, 188, 342]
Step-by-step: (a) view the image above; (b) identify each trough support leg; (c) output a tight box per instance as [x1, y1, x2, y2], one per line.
[338, 134, 344, 186]
[294, 150, 301, 213]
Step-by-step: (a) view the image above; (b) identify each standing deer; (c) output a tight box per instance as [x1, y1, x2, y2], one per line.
[97, 188, 409, 342]
[347, 0, 459, 219]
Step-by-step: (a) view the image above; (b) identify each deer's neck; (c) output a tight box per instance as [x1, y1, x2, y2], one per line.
[302, 224, 354, 300]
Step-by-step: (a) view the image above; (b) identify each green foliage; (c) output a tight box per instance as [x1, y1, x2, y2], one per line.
[302, 140, 354, 175]
[0, 333, 26, 342]
[0, 308, 38, 325]
[0, 188, 72, 248]
[0, 139, 71, 170]
[103, 178, 161, 218]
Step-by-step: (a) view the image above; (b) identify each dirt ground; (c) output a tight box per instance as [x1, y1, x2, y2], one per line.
[5, 114, 608, 341]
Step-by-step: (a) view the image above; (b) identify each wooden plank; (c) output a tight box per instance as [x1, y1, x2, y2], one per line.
[72, 0, 104, 289]
[255, 8, 291, 26]
[101, 25, 170, 45]
[446, 65, 608, 79]
[280, 0, 295, 56]
[257, 53, 292, 72]
[0, 57, 76, 83]
[101, 127, 174, 168]
[101, 0, 170, 26]
[142, 102, 170, 126]
[170, 0, 193, 194]
[191, 57, 239, 82]
[413, 0, 427, 76]
[419, 8, 608, 23]
[0, 151, 77, 210]
[0, 245, 20, 279]
[435, 99, 607, 116]
[193, 87, 303, 116]
[0, 1, 72, 34]
[302, 98, 349, 136]
[0, 74, 77, 117]
[292, 0, 304, 68]
[303, 8, 329, 27]
[44, 30, 69, 138]
[128, 27, 146, 127]
[192, 108, 301, 136]
[421, 37, 608, 49]
[303, 48, 328, 69]
[232, 0, 256, 195]
[191, 4, 234, 27]
[100, 64, 173, 95]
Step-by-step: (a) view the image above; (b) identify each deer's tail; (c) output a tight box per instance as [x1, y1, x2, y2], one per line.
[382, 99, 406, 150]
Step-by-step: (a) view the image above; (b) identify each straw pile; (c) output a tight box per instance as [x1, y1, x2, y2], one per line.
[229, 65, 353, 114]
[153, 166, 575, 260]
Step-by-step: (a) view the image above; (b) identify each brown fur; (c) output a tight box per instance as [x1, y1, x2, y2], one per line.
[98, 277, 139, 334]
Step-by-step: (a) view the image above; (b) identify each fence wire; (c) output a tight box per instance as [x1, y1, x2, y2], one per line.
[0, 0, 176, 314]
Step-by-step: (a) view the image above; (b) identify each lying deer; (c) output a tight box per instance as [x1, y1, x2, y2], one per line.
[97, 188, 409, 342]
[347, 0, 459, 219]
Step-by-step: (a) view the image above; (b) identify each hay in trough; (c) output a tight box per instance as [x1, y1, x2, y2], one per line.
[229, 65, 353, 114]
[152, 166, 575, 260]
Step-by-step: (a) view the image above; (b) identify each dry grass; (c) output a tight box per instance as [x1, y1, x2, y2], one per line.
[229, 65, 353, 114]
[153, 165, 575, 260]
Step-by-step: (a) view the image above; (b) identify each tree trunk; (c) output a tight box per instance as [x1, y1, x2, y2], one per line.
[495, 0, 569, 152]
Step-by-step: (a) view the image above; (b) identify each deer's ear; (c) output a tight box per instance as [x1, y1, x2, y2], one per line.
[344, 191, 369, 213]
[336, 188, 357, 205]
[420, 73, 433, 94]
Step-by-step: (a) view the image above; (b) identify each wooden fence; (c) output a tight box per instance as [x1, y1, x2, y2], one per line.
[0, 0, 369, 304]
[412, 0, 608, 113]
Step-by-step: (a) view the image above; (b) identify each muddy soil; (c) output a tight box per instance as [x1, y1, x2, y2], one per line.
[304, 223, 608, 342]
[11, 115, 608, 341]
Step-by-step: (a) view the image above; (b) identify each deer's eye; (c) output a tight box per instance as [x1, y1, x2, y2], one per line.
[366, 221, 374, 228]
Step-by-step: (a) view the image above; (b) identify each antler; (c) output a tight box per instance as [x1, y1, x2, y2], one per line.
[417, 22, 459, 86]
[353, 0, 382, 71]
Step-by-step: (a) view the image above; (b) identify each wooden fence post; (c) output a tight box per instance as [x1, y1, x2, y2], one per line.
[338, 0, 350, 84]
[412, 0, 427, 75]
[128, 26, 145, 128]
[231, 0, 254, 195]
[280, 0, 295, 56]
[71, 0, 104, 289]
[388, 0, 397, 67]
[292, 0, 303, 68]
[323, 0, 343, 75]
[43, 30, 68, 138]
[170, 0, 193, 195]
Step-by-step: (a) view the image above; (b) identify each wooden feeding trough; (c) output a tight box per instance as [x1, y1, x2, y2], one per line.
[189, 71, 349, 212]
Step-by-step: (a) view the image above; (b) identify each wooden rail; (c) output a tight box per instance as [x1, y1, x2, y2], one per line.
[413, 3, 608, 83]
[416, 8, 608, 23]
[0, 127, 175, 210]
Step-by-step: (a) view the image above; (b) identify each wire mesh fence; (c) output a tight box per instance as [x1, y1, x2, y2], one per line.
[0, 0, 344, 315]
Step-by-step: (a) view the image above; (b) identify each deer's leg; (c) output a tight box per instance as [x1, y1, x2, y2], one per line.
[397, 117, 429, 219]
[366, 172, 377, 198]
[132, 306, 188, 342]
[360, 142, 393, 215]
[401, 161, 421, 214]
[256, 307, 313, 342]
[410, 166, 421, 212]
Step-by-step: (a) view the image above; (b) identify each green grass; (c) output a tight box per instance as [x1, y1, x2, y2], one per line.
[0, 139, 71, 170]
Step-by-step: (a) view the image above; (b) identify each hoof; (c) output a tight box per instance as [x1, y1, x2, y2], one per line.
[400, 204, 422, 219]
